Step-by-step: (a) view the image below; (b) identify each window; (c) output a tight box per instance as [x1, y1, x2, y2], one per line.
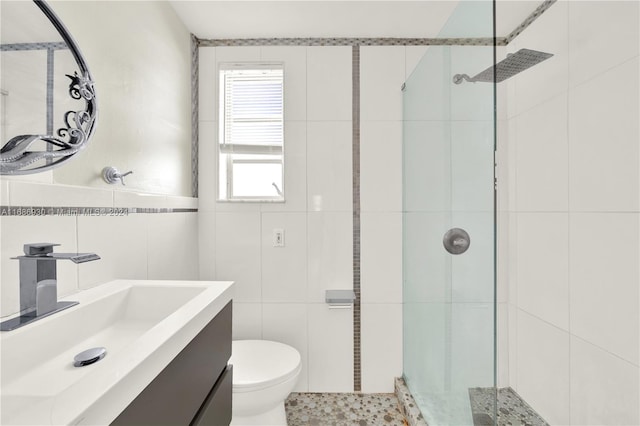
[218, 64, 284, 201]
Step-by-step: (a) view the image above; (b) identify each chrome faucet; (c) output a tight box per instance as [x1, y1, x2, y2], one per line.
[0, 243, 100, 331]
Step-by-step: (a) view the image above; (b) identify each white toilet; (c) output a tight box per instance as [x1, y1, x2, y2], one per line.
[230, 340, 302, 426]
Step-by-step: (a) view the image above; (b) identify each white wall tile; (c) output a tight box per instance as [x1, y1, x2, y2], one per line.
[496, 210, 509, 304]
[232, 302, 262, 340]
[215, 46, 261, 65]
[495, 119, 510, 213]
[360, 46, 405, 121]
[506, 118, 517, 212]
[449, 46, 494, 122]
[516, 212, 569, 330]
[307, 212, 352, 303]
[450, 303, 495, 390]
[10, 182, 113, 207]
[0, 216, 78, 317]
[197, 121, 217, 212]
[405, 46, 428, 80]
[511, 0, 569, 116]
[261, 121, 307, 213]
[1, 180, 9, 205]
[495, 47, 509, 122]
[261, 46, 307, 122]
[568, 59, 639, 212]
[2, 172, 53, 185]
[164, 196, 198, 209]
[402, 48, 448, 122]
[402, 212, 449, 303]
[451, 121, 494, 213]
[77, 215, 147, 289]
[306, 47, 351, 121]
[568, 1, 639, 88]
[198, 47, 216, 122]
[147, 213, 199, 280]
[496, 303, 509, 388]
[569, 213, 639, 365]
[450, 212, 494, 304]
[361, 303, 402, 393]
[515, 94, 568, 212]
[306, 121, 352, 212]
[516, 309, 570, 425]
[570, 336, 640, 426]
[308, 304, 353, 392]
[505, 68, 517, 120]
[361, 212, 402, 304]
[216, 201, 263, 213]
[507, 304, 518, 390]
[215, 212, 261, 302]
[360, 121, 402, 212]
[113, 191, 166, 209]
[262, 303, 309, 392]
[403, 121, 449, 213]
[198, 212, 216, 280]
[402, 302, 447, 395]
[261, 213, 307, 303]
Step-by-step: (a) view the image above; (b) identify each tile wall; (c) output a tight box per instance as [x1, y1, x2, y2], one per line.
[198, 45, 424, 392]
[0, 182, 199, 318]
[0, 2, 198, 318]
[499, 1, 640, 424]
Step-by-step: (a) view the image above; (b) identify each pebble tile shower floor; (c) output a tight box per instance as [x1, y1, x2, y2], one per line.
[285, 393, 408, 426]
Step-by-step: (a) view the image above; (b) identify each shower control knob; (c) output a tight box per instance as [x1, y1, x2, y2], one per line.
[443, 228, 470, 255]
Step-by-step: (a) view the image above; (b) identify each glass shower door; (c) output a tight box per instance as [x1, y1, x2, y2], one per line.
[402, 2, 496, 425]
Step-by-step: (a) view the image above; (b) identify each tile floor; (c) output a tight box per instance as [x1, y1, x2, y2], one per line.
[285, 392, 408, 426]
[469, 387, 549, 426]
[285, 387, 547, 426]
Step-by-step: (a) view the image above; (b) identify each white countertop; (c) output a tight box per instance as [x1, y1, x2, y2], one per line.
[0, 279, 234, 425]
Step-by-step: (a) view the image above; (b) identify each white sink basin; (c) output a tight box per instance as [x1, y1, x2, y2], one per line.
[0, 279, 233, 425]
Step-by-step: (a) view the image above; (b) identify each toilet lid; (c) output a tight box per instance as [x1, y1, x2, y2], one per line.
[230, 340, 301, 392]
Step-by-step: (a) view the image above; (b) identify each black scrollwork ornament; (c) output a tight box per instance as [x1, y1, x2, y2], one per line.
[1, 0, 98, 175]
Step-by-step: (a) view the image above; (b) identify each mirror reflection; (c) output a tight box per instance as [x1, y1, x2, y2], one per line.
[0, 0, 96, 175]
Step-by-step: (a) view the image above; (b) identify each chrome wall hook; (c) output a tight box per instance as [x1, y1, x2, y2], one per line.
[102, 166, 133, 186]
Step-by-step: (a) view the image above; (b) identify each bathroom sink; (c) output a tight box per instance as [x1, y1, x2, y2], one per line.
[0, 279, 233, 425]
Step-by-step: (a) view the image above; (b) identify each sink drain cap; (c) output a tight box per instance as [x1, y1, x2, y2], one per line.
[74, 347, 107, 367]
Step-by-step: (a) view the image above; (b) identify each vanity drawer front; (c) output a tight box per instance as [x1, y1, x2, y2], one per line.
[192, 365, 233, 426]
[111, 301, 232, 426]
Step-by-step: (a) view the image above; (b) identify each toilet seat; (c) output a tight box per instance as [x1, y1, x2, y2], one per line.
[231, 340, 301, 393]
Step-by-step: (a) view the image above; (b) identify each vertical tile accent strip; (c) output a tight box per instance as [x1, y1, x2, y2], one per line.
[46, 48, 55, 163]
[191, 34, 200, 198]
[46, 48, 54, 135]
[352, 44, 361, 392]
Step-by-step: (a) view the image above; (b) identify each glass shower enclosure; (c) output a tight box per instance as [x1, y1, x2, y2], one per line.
[402, 2, 496, 425]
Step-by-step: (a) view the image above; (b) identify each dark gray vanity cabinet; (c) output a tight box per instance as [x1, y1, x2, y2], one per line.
[111, 302, 232, 426]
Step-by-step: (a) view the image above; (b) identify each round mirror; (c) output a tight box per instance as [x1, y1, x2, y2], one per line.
[0, 0, 97, 175]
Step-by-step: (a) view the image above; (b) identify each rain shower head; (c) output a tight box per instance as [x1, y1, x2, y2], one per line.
[453, 48, 553, 84]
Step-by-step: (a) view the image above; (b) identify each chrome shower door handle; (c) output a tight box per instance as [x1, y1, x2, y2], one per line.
[443, 228, 471, 255]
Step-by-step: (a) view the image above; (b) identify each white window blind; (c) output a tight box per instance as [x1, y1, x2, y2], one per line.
[218, 64, 285, 201]
[221, 67, 283, 155]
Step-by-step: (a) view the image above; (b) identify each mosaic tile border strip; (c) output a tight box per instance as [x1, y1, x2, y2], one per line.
[198, 37, 500, 47]
[504, 0, 557, 45]
[190, 33, 199, 198]
[395, 378, 428, 426]
[0, 42, 68, 51]
[352, 45, 362, 392]
[195, 0, 556, 49]
[0, 206, 197, 216]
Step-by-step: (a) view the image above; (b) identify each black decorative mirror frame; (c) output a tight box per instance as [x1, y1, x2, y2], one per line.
[0, 0, 97, 175]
